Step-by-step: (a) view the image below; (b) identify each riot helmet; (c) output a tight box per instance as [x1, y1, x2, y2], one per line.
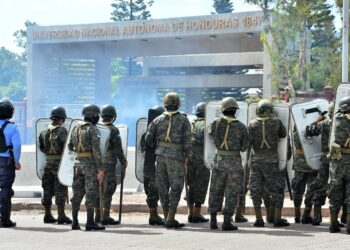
[102, 105, 117, 122]
[339, 96, 350, 113]
[256, 99, 274, 117]
[82, 104, 100, 124]
[195, 102, 206, 118]
[163, 92, 180, 111]
[0, 99, 14, 119]
[50, 106, 67, 120]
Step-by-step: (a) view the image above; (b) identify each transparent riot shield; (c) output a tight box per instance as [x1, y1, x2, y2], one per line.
[35, 118, 72, 180]
[248, 102, 290, 170]
[204, 101, 248, 170]
[115, 124, 128, 185]
[330, 83, 350, 146]
[135, 118, 147, 183]
[58, 120, 111, 187]
[291, 99, 329, 170]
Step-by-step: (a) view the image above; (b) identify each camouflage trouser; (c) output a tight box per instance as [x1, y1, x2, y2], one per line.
[41, 162, 68, 207]
[328, 155, 350, 214]
[144, 176, 159, 209]
[292, 171, 318, 208]
[312, 158, 329, 206]
[155, 155, 184, 214]
[209, 156, 243, 216]
[249, 161, 284, 210]
[71, 165, 98, 210]
[187, 157, 210, 206]
[95, 164, 117, 209]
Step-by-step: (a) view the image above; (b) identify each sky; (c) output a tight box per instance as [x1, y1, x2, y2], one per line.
[0, 0, 341, 54]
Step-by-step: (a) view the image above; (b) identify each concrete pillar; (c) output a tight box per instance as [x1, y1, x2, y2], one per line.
[95, 47, 112, 105]
[263, 33, 273, 98]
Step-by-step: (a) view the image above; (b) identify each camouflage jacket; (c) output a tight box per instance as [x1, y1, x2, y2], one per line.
[292, 129, 314, 172]
[307, 118, 331, 153]
[39, 124, 67, 162]
[210, 116, 249, 154]
[248, 117, 286, 161]
[69, 121, 103, 171]
[145, 111, 192, 160]
[191, 117, 205, 161]
[334, 114, 350, 148]
[103, 123, 126, 166]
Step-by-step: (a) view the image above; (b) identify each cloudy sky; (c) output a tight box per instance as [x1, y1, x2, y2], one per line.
[0, 0, 340, 53]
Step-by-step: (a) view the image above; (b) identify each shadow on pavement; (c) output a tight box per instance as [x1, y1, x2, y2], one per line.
[11, 227, 71, 233]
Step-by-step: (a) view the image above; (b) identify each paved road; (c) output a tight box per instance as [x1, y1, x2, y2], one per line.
[1, 212, 350, 250]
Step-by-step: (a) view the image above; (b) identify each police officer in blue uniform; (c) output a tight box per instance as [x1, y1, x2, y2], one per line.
[0, 99, 21, 228]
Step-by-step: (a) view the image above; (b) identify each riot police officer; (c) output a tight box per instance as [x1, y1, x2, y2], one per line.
[0, 99, 21, 228]
[69, 104, 105, 231]
[95, 105, 127, 225]
[39, 106, 71, 224]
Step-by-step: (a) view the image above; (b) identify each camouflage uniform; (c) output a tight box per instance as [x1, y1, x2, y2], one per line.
[145, 111, 192, 220]
[188, 117, 210, 220]
[39, 124, 69, 219]
[208, 116, 249, 217]
[248, 116, 287, 225]
[328, 113, 350, 233]
[291, 129, 318, 223]
[70, 121, 103, 211]
[95, 123, 126, 220]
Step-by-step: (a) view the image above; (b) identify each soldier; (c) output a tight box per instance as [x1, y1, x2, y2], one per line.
[95, 105, 127, 225]
[69, 104, 105, 231]
[0, 99, 21, 228]
[208, 97, 249, 231]
[187, 102, 210, 223]
[248, 99, 289, 227]
[305, 103, 346, 226]
[141, 106, 166, 226]
[290, 124, 318, 224]
[145, 92, 192, 229]
[328, 96, 350, 234]
[38, 106, 72, 224]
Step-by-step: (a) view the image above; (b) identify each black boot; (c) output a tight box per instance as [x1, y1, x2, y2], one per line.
[254, 210, 264, 227]
[222, 215, 238, 231]
[312, 205, 322, 226]
[71, 208, 80, 230]
[210, 212, 218, 230]
[86, 208, 105, 231]
[329, 212, 341, 233]
[192, 207, 209, 223]
[94, 208, 101, 224]
[301, 206, 313, 224]
[102, 208, 120, 225]
[165, 212, 185, 229]
[0, 200, 16, 228]
[57, 205, 72, 225]
[294, 207, 301, 224]
[43, 206, 57, 224]
[274, 208, 290, 227]
[235, 206, 248, 223]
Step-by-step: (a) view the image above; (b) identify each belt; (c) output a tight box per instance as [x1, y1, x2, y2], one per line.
[46, 155, 61, 160]
[191, 145, 203, 152]
[295, 148, 304, 156]
[158, 141, 182, 150]
[215, 149, 240, 156]
[341, 148, 350, 154]
[76, 152, 92, 158]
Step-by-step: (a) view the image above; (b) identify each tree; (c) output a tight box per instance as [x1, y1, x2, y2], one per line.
[111, 0, 154, 21]
[13, 20, 38, 60]
[212, 0, 234, 14]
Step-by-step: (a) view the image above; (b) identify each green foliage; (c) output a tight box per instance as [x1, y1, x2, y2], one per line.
[212, 0, 234, 14]
[13, 20, 38, 60]
[111, 0, 154, 21]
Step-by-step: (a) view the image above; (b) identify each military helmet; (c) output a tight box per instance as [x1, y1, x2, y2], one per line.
[339, 96, 350, 113]
[151, 105, 166, 113]
[221, 97, 239, 112]
[328, 102, 335, 118]
[82, 104, 100, 118]
[195, 102, 206, 116]
[163, 92, 180, 110]
[0, 99, 14, 119]
[256, 99, 274, 117]
[50, 106, 67, 119]
[101, 105, 117, 119]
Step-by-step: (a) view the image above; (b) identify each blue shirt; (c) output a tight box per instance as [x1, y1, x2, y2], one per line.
[0, 119, 21, 163]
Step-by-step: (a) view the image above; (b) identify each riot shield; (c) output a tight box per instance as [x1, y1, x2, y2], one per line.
[35, 118, 72, 180]
[115, 124, 128, 185]
[291, 99, 329, 170]
[58, 120, 111, 187]
[248, 102, 290, 170]
[330, 83, 350, 146]
[204, 101, 248, 170]
[135, 118, 147, 183]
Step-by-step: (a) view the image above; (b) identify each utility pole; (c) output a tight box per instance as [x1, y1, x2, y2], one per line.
[342, 0, 349, 82]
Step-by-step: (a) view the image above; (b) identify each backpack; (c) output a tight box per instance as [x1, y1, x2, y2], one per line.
[0, 121, 10, 152]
